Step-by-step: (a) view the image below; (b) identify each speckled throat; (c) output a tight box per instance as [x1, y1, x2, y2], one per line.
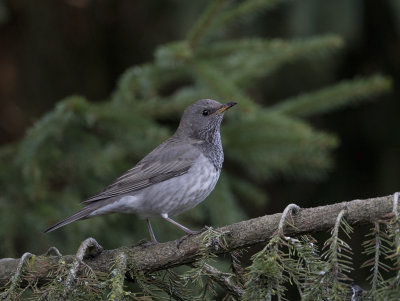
[198, 132, 224, 171]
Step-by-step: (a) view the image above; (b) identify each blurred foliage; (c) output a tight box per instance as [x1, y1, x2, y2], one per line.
[0, 0, 9, 25]
[0, 0, 392, 258]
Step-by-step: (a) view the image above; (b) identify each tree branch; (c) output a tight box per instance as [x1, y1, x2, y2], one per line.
[0, 194, 397, 287]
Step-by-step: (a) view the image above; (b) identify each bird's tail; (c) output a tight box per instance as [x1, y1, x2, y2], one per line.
[44, 206, 94, 233]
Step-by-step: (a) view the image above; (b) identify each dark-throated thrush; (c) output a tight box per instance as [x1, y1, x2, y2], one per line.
[44, 99, 236, 243]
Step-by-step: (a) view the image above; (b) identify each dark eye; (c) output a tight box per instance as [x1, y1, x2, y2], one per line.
[202, 109, 209, 116]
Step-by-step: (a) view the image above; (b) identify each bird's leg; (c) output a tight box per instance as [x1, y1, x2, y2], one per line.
[146, 218, 159, 244]
[161, 213, 197, 234]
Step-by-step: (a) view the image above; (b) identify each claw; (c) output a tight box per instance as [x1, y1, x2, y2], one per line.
[140, 240, 159, 248]
[176, 226, 208, 248]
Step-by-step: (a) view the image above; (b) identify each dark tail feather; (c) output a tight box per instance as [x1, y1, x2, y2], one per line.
[44, 206, 94, 233]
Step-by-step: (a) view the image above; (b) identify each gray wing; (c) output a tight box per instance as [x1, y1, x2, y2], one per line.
[82, 139, 202, 203]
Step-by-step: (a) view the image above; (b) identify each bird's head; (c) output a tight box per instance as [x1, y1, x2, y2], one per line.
[176, 99, 237, 141]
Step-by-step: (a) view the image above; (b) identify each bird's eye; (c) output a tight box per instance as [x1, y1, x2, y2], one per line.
[202, 109, 209, 116]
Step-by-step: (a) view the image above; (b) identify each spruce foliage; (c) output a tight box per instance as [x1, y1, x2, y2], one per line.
[0, 0, 395, 299]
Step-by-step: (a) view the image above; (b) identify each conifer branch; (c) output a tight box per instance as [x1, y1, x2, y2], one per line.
[389, 192, 400, 281]
[186, 0, 225, 49]
[108, 251, 128, 300]
[0, 252, 32, 299]
[215, 0, 285, 27]
[0, 194, 398, 289]
[44, 247, 62, 257]
[271, 75, 392, 117]
[278, 203, 300, 237]
[202, 263, 244, 298]
[361, 222, 386, 294]
[61, 238, 103, 299]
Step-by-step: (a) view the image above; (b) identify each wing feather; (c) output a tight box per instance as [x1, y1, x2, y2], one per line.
[83, 139, 201, 203]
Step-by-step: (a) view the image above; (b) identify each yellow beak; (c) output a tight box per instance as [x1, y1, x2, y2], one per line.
[214, 102, 237, 115]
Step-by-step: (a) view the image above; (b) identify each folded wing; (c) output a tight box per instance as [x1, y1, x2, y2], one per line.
[83, 139, 202, 203]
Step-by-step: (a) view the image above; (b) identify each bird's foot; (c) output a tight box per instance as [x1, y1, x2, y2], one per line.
[176, 234, 191, 248]
[199, 225, 211, 232]
[137, 239, 159, 248]
[176, 226, 209, 248]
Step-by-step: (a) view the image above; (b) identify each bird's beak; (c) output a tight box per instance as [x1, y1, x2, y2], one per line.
[214, 102, 237, 115]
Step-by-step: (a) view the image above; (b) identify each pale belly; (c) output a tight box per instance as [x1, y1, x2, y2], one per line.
[136, 154, 221, 217]
[89, 154, 221, 218]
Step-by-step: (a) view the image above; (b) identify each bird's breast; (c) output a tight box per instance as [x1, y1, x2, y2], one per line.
[186, 154, 220, 197]
[166, 154, 220, 216]
[135, 154, 221, 218]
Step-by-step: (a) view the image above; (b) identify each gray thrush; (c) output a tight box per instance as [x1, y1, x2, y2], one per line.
[44, 99, 236, 243]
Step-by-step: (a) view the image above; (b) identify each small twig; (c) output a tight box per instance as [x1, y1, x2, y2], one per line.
[329, 209, 347, 251]
[372, 222, 381, 292]
[62, 237, 103, 299]
[0, 252, 32, 299]
[230, 249, 246, 285]
[322, 207, 353, 288]
[37, 291, 49, 301]
[392, 192, 400, 280]
[278, 203, 300, 238]
[203, 263, 244, 298]
[263, 204, 299, 301]
[44, 246, 62, 257]
[201, 226, 229, 253]
[393, 192, 399, 219]
[108, 251, 128, 301]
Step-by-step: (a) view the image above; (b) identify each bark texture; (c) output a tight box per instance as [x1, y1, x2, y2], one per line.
[0, 194, 396, 287]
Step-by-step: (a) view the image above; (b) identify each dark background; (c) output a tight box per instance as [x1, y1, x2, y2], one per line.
[1, 0, 399, 201]
[0, 0, 399, 292]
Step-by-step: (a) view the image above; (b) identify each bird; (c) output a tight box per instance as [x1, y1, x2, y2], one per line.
[44, 99, 237, 243]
